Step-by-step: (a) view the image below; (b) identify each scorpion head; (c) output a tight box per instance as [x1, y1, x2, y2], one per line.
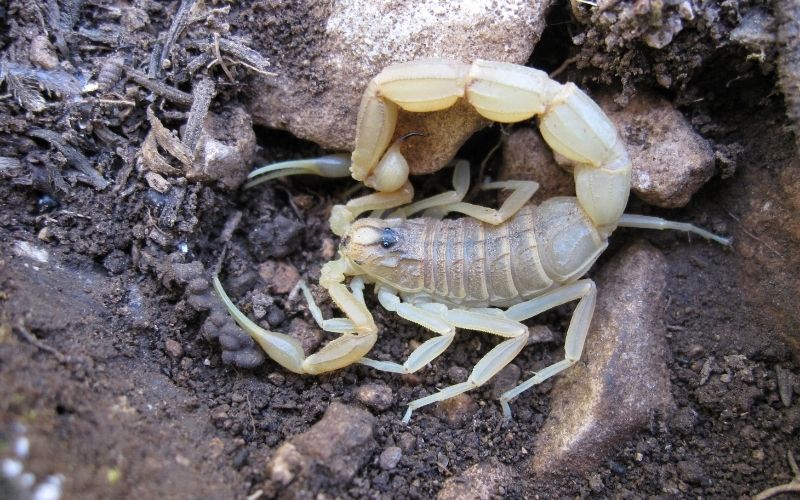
[340, 219, 402, 266]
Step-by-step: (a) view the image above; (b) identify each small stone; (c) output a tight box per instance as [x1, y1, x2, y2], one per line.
[379, 446, 402, 470]
[165, 339, 183, 358]
[531, 242, 672, 475]
[490, 363, 522, 399]
[776, 365, 795, 407]
[248, 215, 304, 260]
[257, 260, 300, 295]
[437, 460, 515, 500]
[264, 403, 376, 496]
[599, 91, 716, 208]
[434, 393, 478, 427]
[677, 460, 709, 486]
[187, 106, 255, 190]
[671, 406, 698, 435]
[321, 238, 337, 260]
[751, 449, 766, 461]
[447, 365, 468, 383]
[356, 382, 394, 411]
[247, 0, 551, 177]
[588, 473, 604, 492]
[499, 128, 574, 204]
[267, 372, 285, 386]
[29, 35, 59, 69]
[528, 324, 556, 344]
[287, 318, 323, 356]
[397, 432, 416, 452]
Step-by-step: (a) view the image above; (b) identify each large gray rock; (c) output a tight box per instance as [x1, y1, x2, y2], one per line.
[248, 0, 552, 175]
[530, 242, 673, 474]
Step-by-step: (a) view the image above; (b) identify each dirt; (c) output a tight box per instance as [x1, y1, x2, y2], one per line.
[1, 1, 799, 499]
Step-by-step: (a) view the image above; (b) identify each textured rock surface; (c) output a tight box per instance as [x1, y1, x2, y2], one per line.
[600, 91, 716, 207]
[531, 242, 673, 474]
[499, 127, 574, 204]
[498, 90, 715, 208]
[187, 106, 255, 190]
[264, 403, 376, 497]
[248, 0, 552, 175]
[437, 460, 516, 500]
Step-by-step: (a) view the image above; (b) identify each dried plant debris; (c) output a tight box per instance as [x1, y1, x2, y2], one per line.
[27, 128, 109, 190]
[0, 62, 82, 112]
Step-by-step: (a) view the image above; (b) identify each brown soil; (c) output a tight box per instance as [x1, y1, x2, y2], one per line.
[1, 1, 798, 499]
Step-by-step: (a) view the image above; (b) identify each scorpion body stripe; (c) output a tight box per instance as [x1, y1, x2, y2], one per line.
[507, 206, 554, 300]
[485, 218, 518, 303]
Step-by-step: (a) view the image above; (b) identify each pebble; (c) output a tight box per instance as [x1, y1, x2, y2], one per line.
[287, 318, 323, 356]
[265, 403, 376, 495]
[247, 0, 550, 176]
[437, 460, 515, 500]
[776, 365, 795, 407]
[531, 242, 672, 474]
[355, 382, 394, 411]
[29, 35, 58, 69]
[186, 106, 255, 190]
[165, 339, 183, 358]
[379, 446, 402, 470]
[434, 393, 478, 427]
[257, 260, 300, 295]
[490, 363, 521, 400]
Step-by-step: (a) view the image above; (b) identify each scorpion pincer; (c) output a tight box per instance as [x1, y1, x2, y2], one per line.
[213, 59, 730, 423]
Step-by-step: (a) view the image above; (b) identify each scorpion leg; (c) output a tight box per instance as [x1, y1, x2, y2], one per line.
[402, 310, 530, 424]
[213, 258, 379, 375]
[498, 279, 597, 418]
[427, 178, 538, 225]
[329, 181, 414, 236]
[359, 286, 456, 375]
[389, 160, 538, 225]
[618, 214, 732, 246]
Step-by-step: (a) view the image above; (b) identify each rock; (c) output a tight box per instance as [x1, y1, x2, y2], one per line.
[287, 318, 323, 356]
[499, 128, 574, 204]
[355, 382, 394, 412]
[248, 0, 552, 175]
[29, 35, 58, 70]
[257, 260, 300, 295]
[530, 241, 672, 475]
[378, 446, 402, 470]
[497, 91, 716, 208]
[490, 363, 521, 400]
[677, 460, 710, 486]
[165, 339, 183, 359]
[434, 393, 478, 426]
[265, 403, 376, 497]
[248, 215, 304, 260]
[186, 106, 255, 190]
[600, 91, 715, 208]
[437, 460, 515, 500]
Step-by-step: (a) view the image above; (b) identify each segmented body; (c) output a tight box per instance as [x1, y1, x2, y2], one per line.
[348, 197, 607, 309]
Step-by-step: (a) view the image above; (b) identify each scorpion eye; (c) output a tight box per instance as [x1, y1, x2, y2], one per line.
[380, 227, 398, 249]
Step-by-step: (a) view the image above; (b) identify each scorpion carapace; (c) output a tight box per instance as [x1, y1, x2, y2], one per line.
[213, 58, 730, 423]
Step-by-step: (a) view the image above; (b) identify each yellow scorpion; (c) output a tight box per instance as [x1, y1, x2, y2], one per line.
[213, 59, 729, 423]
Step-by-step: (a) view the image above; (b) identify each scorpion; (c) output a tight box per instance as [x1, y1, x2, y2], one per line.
[213, 59, 730, 423]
